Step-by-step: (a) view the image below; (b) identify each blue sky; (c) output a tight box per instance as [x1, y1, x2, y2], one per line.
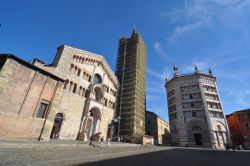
[1, 0, 250, 122]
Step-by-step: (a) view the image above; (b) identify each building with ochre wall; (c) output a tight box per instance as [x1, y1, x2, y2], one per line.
[165, 65, 230, 149]
[145, 111, 170, 145]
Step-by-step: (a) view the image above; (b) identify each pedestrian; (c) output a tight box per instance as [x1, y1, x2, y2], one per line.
[107, 137, 110, 148]
[100, 137, 104, 148]
[89, 135, 94, 146]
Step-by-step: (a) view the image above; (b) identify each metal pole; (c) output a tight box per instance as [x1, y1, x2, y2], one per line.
[117, 39, 127, 141]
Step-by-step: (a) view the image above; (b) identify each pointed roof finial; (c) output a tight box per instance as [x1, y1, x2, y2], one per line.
[209, 68, 213, 75]
[173, 64, 178, 71]
[194, 64, 199, 74]
[173, 64, 179, 77]
[132, 26, 136, 36]
[165, 76, 168, 88]
[165, 75, 168, 82]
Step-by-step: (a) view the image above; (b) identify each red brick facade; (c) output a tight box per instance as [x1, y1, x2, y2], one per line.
[226, 109, 250, 149]
[0, 55, 64, 140]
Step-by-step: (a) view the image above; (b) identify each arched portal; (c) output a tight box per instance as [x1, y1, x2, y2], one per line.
[84, 107, 101, 140]
[192, 126, 203, 145]
[50, 113, 64, 139]
[187, 120, 208, 146]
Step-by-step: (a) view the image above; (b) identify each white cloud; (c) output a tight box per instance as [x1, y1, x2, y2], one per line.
[169, 21, 205, 43]
[147, 68, 168, 81]
[225, 90, 250, 108]
[165, 0, 250, 43]
[182, 55, 249, 74]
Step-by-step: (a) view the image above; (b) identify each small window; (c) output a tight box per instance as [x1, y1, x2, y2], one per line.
[36, 102, 49, 118]
[192, 112, 197, 117]
[77, 69, 81, 76]
[73, 83, 77, 93]
[191, 103, 194, 108]
[217, 125, 222, 131]
[245, 123, 250, 130]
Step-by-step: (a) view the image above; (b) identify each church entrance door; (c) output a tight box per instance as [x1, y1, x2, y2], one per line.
[194, 133, 203, 145]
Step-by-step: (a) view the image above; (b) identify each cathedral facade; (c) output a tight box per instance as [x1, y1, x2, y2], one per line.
[0, 45, 118, 141]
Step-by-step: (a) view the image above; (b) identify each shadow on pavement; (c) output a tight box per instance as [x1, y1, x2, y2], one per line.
[74, 148, 250, 166]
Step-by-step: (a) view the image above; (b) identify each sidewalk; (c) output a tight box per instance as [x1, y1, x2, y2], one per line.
[0, 139, 141, 149]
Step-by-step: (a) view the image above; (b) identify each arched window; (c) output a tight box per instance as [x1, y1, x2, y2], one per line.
[74, 66, 78, 74]
[79, 86, 82, 95]
[77, 69, 81, 76]
[94, 87, 102, 102]
[73, 55, 76, 61]
[73, 83, 77, 93]
[85, 89, 90, 98]
[89, 76, 92, 82]
[93, 74, 102, 84]
[82, 88, 86, 97]
[69, 81, 73, 92]
[70, 64, 74, 72]
[83, 72, 86, 80]
[64, 79, 69, 89]
[105, 99, 107, 106]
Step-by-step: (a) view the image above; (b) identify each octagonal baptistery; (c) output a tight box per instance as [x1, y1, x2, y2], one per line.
[165, 65, 230, 149]
[34, 45, 118, 141]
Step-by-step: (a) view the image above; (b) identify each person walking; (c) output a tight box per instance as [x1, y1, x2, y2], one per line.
[100, 137, 104, 148]
[89, 135, 94, 146]
[107, 137, 111, 148]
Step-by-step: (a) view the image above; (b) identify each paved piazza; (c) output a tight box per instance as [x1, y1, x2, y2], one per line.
[1, 145, 250, 166]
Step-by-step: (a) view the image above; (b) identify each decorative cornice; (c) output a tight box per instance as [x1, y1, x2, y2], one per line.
[167, 72, 216, 85]
[63, 45, 119, 88]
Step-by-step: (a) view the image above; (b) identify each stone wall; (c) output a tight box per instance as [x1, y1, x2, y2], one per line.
[0, 57, 63, 140]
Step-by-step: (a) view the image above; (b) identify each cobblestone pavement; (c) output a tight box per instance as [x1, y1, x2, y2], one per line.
[1, 146, 250, 166]
[0, 145, 168, 166]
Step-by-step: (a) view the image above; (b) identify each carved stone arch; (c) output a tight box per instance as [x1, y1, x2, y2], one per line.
[50, 112, 65, 139]
[216, 121, 227, 132]
[187, 119, 208, 145]
[93, 73, 102, 84]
